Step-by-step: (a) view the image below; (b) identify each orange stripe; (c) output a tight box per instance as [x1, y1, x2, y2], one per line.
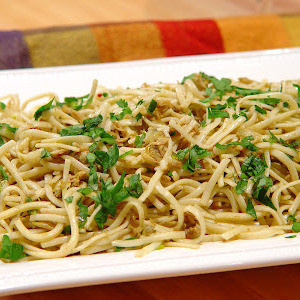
[91, 23, 165, 63]
[216, 15, 290, 52]
[281, 15, 300, 47]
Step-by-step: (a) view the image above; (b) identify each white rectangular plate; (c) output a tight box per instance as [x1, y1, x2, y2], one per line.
[0, 48, 300, 296]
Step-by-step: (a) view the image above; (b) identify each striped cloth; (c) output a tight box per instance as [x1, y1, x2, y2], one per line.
[1, 14, 300, 70]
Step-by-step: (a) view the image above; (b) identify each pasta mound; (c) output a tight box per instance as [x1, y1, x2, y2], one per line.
[0, 73, 300, 262]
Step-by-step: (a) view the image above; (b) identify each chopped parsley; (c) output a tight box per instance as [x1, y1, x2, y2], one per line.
[207, 104, 229, 119]
[0, 235, 26, 262]
[246, 198, 257, 220]
[135, 113, 143, 121]
[34, 98, 56, 121]
[125, 174, 143, 198]
[199, 73, 232, 102]
[237, 154, 276, 211]
[181, 73, 195, 84]
[287, 214, 300, 233]
[110, 100, 132, 121]
[293, 84, 300, 107]
[86, 153, 98, 190]
[83, 115, 103, 130]
[94, 143, 119, 173]
[136, 99, 145, 107]
[77, 200, 88, 228]
[0, 123, 17, 133]
[115, 237, 137, 252]
[215, 136, 258, 152]
[200, 73, 232, 99]
[283, 102, 289, 108]
[147, 100, 157, 115]
[264, 131, 296, 150]
[226, 97, 237, 108]
[285, 235, 297, 239]
[0, 137, 4, 147]
[232, 86, 268, 96]
[254, 105, 267, 115]
[63, 94, 90, 111]
[250, 97, 281, 105]
[0, 165, 8, 180]
[41, 149, 51, 159]
[60, 115, 115, 144]
[236, 179, 247, 194]
[134, 132, 146, 148]
[0, 102, 6, 110]
[60, 124, 85, 136]
[64, 196, 73, 203]
[78, 187, 93, 195]
[175, 145, 211, 173]
[119, 150, 133, 159]
[93, 173, 129, 229]
[232, 109, 248, 120]
[167, 170, 173, 177]
[62, 225, 71, 234]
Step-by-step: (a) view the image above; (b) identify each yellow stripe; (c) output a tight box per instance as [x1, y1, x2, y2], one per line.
[281, 15, 300, 47]
[91, 23, 165, 62]
[216, 15, 290, 52]
[25, 28, 99, 67]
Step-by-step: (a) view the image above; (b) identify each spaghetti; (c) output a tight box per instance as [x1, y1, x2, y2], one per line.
[0, 72, 300, 262]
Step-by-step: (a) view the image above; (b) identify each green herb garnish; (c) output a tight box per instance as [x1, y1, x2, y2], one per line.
[135, 113, 143, 121]
[77, 200, 88, 228]
[64, 196, 73, 203]
[63, 94, 89, 111]
[136, 100, 145, 107]
[34, 98, 56, 121]
[119, 150, 134, 159]
[254, 105, 267, 115]
[207, 104, 229, 119]
[232, 86, 267, 96]
[0, 123, 17, 133]
[266, 130, 296, 150]
[94, 143, 119, 173]
[110, 100, 132, 121]
[246, 198, 257, 219]
[0, 235, 26, 262]
[215, 136, 258, 152]
[125, 174, 143, 198]
[181, 73, 195, 84]
[41, 149, 51, 159]
[147, 100, 157, 115]
[93, 173, 129, 229]
[285, 235, 297, 238]
[167, 171, 173, 177]
[175, 145, 211, 173]
[78, 187, 93, 195]
[226, 97, 237, 108]
[238, 154, 276, 211]
[236, 179, 248, 194]
[134, 132, 146, 148]
[250, 98, 281, 105]
[0, 165, 8, 180]
[0, 102, 6, 110]
[293, 84, 300, 107]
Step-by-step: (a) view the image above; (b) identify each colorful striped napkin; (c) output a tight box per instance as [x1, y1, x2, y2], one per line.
[0, 14, 299, 70]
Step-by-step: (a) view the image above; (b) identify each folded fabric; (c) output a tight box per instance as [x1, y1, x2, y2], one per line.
[0, 14, 299, 70]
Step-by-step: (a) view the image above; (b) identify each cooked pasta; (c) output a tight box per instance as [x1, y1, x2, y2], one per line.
[0, 72, 300, 262]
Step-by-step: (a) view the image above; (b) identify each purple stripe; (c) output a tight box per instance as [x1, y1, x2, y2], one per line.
[0, 31, 32, 69]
